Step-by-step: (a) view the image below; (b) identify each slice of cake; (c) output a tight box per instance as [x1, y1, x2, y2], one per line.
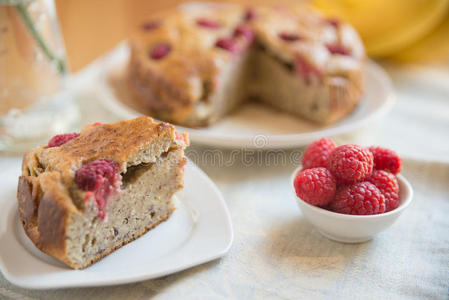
[17, 117, 189, 269]
[128, 3, 365, 127]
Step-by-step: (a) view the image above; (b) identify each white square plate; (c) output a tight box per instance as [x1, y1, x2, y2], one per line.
[0, 159, 233, 289]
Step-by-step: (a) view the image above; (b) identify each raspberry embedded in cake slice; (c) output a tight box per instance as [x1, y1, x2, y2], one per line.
[75, 158, 121, 220]
[47, 133, 80, 147]
[17, 117, 189, 269]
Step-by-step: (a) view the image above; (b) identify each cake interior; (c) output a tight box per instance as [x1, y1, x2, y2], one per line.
[186, 48, 253, 126]
[65, 148, 184, 269]
[182, 42, 345, 126]
[248, 44, 332, 122]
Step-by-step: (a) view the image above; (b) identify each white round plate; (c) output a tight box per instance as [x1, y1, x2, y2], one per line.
[0, 159, 233, 289]
[93, 44, 395, 149]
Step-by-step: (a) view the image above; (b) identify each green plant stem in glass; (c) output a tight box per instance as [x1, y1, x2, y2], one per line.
[15, 3, 66, 75]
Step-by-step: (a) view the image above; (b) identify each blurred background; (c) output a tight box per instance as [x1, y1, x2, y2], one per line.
[54, 0, 449, 71]
[54, 0, 449, 158]
[1, 0, 448, 155]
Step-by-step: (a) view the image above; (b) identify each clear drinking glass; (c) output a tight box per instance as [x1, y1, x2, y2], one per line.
[0, 0, 79, 152]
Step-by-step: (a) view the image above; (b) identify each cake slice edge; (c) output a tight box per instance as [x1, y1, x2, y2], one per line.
[17, 117, 189, 269]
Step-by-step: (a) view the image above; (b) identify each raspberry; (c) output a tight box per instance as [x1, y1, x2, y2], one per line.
[215, 37, 240, 53]
[141, 20, 160, 31]
[47, 133, 79, 148]
[329, 182, 386, 215]
[326, 43, 351, 56]
[293, 167, 336, 207]
[367, 170, 399, 212]
[325, 18, 340, 28]
[368, 146, 402, 175]
[295, 56, 322, 84]
[75, 159, 120, 220]
[75, 159, 120, 191]
[150, 43, 171, 59]
[328, 144, 373, 184]
[244, 8, 256, 21]
[233, 25, 255, 43]
[302, 138, 336, 170]
[175, 130, 188, 143]
[196, 18, 221, 29]
[279, 32, 302, 42]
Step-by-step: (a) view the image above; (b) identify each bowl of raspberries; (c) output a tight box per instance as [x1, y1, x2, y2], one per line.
[291, 138, 413, 243]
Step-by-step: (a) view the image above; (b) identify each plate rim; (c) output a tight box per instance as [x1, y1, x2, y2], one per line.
[0, 160, 233, 289]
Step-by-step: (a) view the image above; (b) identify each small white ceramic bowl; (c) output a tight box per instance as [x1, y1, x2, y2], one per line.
[291, 166, 413, 243]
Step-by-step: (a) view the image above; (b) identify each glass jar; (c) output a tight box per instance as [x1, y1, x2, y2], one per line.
[0, 0, 79, 152]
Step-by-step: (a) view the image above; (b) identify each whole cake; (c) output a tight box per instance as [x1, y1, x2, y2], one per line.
[128, 3, 365, 127]
[17, 117, 189, 269]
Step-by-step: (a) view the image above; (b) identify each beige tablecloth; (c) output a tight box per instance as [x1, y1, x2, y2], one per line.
[1, 63, 448, 299]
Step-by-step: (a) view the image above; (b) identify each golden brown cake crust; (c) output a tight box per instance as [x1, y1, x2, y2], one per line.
[17, 117, 188, 269]
[322, 72, 363, 124]
[35, 117, 174, 178]
[17, 172, 76, 267]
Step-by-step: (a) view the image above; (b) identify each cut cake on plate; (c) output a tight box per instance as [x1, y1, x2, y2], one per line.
[128, 3, 365, 127]
[17, 117, 189, 269]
